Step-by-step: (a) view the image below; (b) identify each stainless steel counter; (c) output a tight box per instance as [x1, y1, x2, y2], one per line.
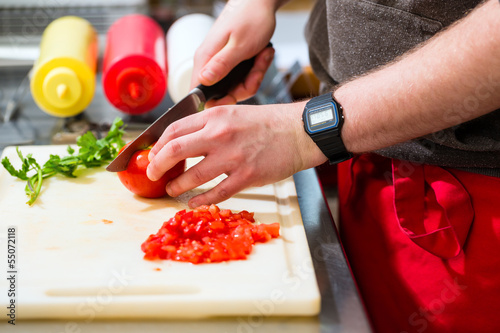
[0, 65, 372, 332]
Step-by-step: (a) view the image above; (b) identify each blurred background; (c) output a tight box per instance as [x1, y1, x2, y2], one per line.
[0, 0, 319, 152]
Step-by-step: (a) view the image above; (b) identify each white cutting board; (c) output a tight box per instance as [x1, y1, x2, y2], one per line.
[0, 145, 320, 319]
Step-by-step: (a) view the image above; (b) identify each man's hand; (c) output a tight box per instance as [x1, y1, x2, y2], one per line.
[147, 101, 327, 207]
[191, 0, 285, 107]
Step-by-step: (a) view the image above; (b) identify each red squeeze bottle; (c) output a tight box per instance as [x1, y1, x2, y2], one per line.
[103, 14, 167, 115]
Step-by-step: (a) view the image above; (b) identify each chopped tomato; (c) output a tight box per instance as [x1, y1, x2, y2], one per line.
[117, 142, 185, 198]
[141, 204, 280, 264]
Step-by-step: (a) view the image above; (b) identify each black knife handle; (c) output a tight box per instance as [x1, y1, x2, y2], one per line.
[196, 43, 273, 101]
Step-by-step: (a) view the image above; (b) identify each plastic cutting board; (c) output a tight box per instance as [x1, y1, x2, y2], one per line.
[0, 145, 320, 319]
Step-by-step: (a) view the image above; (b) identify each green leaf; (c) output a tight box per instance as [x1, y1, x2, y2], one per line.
[1, 117, 127, 205]
[1, 156, 28, 180]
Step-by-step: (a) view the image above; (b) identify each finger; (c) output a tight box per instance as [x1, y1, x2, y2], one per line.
[165, 155, 227, 197]
[187, 175, 251, 208]
[205, 46, 275, 105]
[147, 129, 209, 182]
[190, 35, 229, 89]
[198, 43, 251, 86]
[232, 46, 275, 99]
[149, 112, 208, 160]
[231, 71, 265, 101]
[257, 45, 275, 70]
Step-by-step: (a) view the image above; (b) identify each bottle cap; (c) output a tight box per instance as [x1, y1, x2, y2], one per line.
[42, 66, 82, 109]
[102, 55, 166, 114]
[115, 67, 153, 108]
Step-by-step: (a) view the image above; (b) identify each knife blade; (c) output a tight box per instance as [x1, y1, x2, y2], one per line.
[106, 88, 205, 172]
[106, 48, 265, 172]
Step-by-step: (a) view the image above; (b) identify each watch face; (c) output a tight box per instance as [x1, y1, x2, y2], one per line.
[305, 102, 339, 134]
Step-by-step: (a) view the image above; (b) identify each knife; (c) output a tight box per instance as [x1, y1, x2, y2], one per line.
[106, 49, 264, 172]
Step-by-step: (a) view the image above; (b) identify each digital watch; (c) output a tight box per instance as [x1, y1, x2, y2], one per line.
[302, 93, 353, 164]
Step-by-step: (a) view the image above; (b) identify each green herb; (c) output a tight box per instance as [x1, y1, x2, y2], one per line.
[1, 117, 126, 205]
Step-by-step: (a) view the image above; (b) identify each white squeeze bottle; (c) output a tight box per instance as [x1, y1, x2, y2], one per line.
[166, 13, 215, 103]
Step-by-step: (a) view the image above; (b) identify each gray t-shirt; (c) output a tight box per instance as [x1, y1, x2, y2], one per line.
[305, 0, 500, 177]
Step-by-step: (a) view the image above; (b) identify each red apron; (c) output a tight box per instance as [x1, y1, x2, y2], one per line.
[337, 153, 500, 333]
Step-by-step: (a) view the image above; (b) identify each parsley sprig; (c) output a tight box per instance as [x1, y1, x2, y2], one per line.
[1, 117, 126, 205]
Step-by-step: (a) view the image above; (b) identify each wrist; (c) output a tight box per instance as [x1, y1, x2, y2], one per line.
[332, 87, 352, 153]
[301, 93, 352, 165]
[282, 101, 327, 170]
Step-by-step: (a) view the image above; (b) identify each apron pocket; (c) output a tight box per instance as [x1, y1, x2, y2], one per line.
[392, 159, 474, 258]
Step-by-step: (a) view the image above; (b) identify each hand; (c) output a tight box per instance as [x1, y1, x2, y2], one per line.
[146, 101, 327, 208]
[191, 0, 278, 108]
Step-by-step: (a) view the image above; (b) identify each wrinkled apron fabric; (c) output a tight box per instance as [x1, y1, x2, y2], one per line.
[337, 154, 500, 332]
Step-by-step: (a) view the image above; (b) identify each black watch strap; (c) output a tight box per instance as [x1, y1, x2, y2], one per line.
[304, 93, 353, 165]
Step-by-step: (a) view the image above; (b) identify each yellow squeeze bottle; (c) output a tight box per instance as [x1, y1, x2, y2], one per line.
[31, 16, 97, 117]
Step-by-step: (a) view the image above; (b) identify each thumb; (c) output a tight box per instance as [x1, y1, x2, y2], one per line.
[198, 45, 250, 86]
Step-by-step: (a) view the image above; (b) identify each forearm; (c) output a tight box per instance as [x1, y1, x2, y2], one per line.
[335, 0, 500, 154]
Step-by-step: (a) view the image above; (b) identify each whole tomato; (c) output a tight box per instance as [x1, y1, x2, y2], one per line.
[117, 143, 185, 198]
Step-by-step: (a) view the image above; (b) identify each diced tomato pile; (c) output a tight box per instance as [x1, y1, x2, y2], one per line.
[141, 204, 280, 264]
